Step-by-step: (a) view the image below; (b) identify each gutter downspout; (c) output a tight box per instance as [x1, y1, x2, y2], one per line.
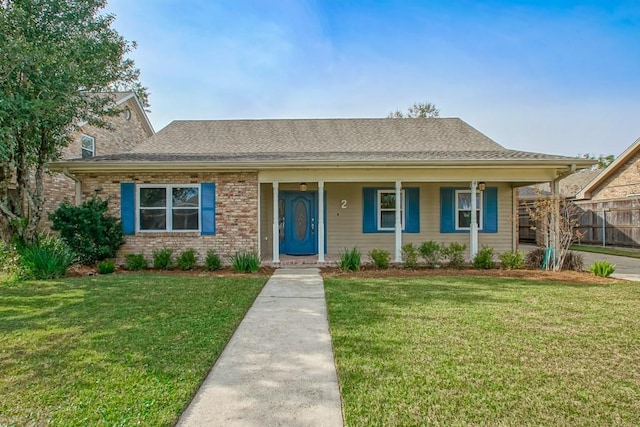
[62, 168, 82, 206]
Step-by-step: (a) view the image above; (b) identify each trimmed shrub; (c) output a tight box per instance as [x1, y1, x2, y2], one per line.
[562, 250, 584, 271]
[443, 242, 467, 269]
[97, 260, 115, 274]
[230, 251, 260, 273]
[368, 248, 390, 269]
[153, 248, 174, 270]
[401, 243, 419, 269]
[50, 197, 124, 265]
[20, 235, 74, 279]
[125, 253, 148, 271]
[472, 245, 495, 269]
[499, 250, 524, 270]
[205, 250, 222, 271]
[419, 240, 443, 268]
[525, 247, 546, 269]
[338, 247, 361, 272]
[589, 260, 616, 277]
[176, 249, 198, 271]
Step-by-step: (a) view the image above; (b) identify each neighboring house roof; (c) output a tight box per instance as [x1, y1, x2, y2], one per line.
[575, 135, 640, 200]
[53, 118, 589, 166]
[519, 169, 602, 199]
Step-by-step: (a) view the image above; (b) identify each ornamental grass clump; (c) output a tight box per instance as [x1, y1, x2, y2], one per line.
[230, 251, 260, 273]
[97, 260, 116, 274]
[20, 235, 74, 279]
[368, 248, 390, 269]
[338, 247, 361, 272]
[589, 260, 616, 277]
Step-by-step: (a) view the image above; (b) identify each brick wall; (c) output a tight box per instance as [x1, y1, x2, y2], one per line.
[42, 98, 152, 229]
[76, 171, 259, 265]
[591, 150, 640, 200]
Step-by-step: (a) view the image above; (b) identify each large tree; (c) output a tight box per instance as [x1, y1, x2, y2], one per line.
[0, 0, 147, 244]
[388, 102, 440, 118]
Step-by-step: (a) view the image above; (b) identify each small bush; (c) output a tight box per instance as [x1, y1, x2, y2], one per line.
[20, 236, 74, 279]
[125, 253, 148, 271]
[525, 247, 546, 269]
[205, 250, 222, 271]
[153, 248, 174, 270]
[419, 240, 443, 268]
[338, 247, 361, 272]
[368, 248, 390, 269]
[499, 250, 524, 270]
[97, 260, 115, 274]
[589, 260, 616, 277]
[0, 241, 25, 281]
[50, 196, 124, 265]
[230, 251, 260, 273]
[176, 248, 198, 270]
[472, 245, 495, 269]
[443, 242, 467, 269]
[562, 251, 584, 271]
[401, 243, 419, 269]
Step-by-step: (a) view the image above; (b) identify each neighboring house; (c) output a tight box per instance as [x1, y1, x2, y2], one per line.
[572, 136, 640, 247]
[49, 118, 592, 264]
[42, 92, 154, 228]
[517, 169, 601, 243]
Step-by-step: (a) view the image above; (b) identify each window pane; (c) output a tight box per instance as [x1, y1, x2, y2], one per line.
[81, 148, 93, 159]
[81, 135, 94, 150]
[173, 187, 199, 207]
[380, 192, 396, 209]
[140, 209, 166, 230]
[380, 211, 395, 228]
[458, 192, 471, 210]
[140, 188, 166, 207]
[172, 209, 199, 230]
[458, 210, 471, 228]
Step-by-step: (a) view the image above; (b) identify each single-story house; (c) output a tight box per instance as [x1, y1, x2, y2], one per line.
[49, 118, 593, 264]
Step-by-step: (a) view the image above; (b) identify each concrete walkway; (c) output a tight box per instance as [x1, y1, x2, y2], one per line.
[177, 268, 343, 427]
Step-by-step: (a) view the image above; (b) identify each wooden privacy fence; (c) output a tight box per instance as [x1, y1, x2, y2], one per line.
[519, 197, 640, 248]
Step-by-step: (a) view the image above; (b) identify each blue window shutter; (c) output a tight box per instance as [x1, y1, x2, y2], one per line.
[440, 187, 455, 233]
[120, 183, 135, 235]
[362, 188, 376, 233]
[201, 183, 216, 235]
[483, 187, 498, 233]
[405, 187, 420, 233]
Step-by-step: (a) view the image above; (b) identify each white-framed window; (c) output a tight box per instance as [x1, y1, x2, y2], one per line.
[455, 190, 483, 230]
[81, 134, 95, 159]
[377, 189, 405, 231]
[137, 184, 200, 232]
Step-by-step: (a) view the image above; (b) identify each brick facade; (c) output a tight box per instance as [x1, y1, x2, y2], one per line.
[41, 97, 152, 229]
[590, 149, 640, 200]
[76, 171, 259, 265]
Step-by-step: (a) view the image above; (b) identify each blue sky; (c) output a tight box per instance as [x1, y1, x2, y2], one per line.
[105, 0, 640, 157]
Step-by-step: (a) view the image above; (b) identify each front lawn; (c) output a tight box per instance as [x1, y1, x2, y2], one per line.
[325, 276, 640, 426]
[0, 273, 267, 426]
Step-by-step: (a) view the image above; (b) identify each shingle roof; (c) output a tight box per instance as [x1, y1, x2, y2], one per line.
[519, 169, 602, 198]
[117, 118, 578, 162]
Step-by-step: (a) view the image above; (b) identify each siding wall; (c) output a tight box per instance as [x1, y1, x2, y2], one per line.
[260, 181, 515, 260]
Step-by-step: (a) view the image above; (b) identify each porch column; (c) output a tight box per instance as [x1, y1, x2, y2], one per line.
[272, 182, 280, 263]
[470, 181, 478, 259]
[395, 180, 402, 262]
[318, 181, 325, 263]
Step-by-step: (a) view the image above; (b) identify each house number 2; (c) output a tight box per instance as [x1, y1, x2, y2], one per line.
[341, 200, 347, 209]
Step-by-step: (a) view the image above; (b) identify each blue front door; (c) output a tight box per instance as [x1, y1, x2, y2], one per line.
[279, 191, 317, 255]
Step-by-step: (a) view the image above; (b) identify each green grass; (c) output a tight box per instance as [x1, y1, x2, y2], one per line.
[571, 244, 640, 259]
[0, 273, 267, 426]
[325, 276, 640, 426]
